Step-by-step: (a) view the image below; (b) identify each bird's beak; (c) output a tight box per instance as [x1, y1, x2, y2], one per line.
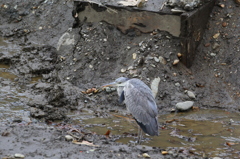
[101, 82, 117, 88]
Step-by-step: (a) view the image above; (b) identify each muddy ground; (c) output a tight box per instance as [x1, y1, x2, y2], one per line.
[0, 0, 240, 158]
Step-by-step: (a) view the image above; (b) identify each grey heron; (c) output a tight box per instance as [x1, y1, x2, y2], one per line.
[102, 77, 159, 143]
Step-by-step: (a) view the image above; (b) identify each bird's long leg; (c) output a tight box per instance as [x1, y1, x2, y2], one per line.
[137, 126, 143, 144]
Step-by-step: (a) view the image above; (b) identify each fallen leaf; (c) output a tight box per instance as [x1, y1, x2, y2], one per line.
[226, 128, 233, 133]
[166, 119, 179, 123]
[226, 142, 239, 146]
[105, 130, 111, 137]
[82, 88, 99, 94]
[72, 140, 99, 147]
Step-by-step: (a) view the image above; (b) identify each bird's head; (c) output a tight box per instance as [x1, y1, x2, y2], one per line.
[101, 77, 129, 88]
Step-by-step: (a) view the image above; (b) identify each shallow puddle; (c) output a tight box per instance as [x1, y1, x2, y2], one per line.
[0, 40, 29, 125]
[80, 109, 240, 158]
[0, 37, 21, 55]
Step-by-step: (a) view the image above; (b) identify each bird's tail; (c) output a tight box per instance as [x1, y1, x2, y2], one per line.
[135, 117, 159, 136]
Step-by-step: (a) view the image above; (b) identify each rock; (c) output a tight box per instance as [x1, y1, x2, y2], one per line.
[212, 43, 220, 50]
[213, 33, 220, 39]
[14, 153, 25, 158]
[128, 66, 134, 70]
[187, 91, 196, 99]
[175, 83, 180, 87]
[30, 107, 46, 118]
[154, 57, 159, 62]
[159, 56, 167, 65]
[177, 53, 182, 58]
[210, 53, 216, 57]
[162, 151, 168, 155]
[65, 135, 74, 141]
[150, 64, 156, 67]
[176, 101, 194, 111]
[151, 77, 161, 98]
[222, 22, 227, 27]
[120, 68, 126, 73]
[105, 87, 112, 93]
[173, 59, 179, 65]
[132, 53, 137, 59]
[219, 3, 225, 8]
[142, 153, 150, 158]
[205, 43, 210, 47]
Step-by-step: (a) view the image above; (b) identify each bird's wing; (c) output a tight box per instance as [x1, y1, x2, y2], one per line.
[123, 79, 158, 125]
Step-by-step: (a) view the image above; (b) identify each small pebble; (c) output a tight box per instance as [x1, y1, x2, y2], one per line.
[120, 68, 126, 73]
[187, 90, 196, 99]
[150, 64, 156, 68]
[3, 4, 8, 8]
[110, 88, 116, 91]
[159, 56, 167, 65]
[154, 57, 159, 62]
[65, 135, 74, 141]
[212, 43, 220, 50]
[132, 53, 137, 60]
[142, 153, 150, 158]
[105, 87, 111, 92]
[205, 43, 210, 47]
[219, 4, 225, 8]
[210, 53, 216, 57]
[213, 33, 220, 39]
[173, 59, 179, 65]
[39, 26, 43, 30]
[177, 53, 182, 57]
[128, 66, 134, 70]
[14, 153, 25, 158]
[175, 82, 180, 87]
[162, 151, 168, 155]
[222, 22, 227, 27]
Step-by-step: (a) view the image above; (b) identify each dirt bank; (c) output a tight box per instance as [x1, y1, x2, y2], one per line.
[0, 0, 240, 158]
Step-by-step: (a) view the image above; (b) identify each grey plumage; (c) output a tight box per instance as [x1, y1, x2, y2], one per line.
[103, 77, 159, 137]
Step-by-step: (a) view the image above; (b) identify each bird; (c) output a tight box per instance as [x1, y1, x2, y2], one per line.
[102, 77, 159, 143]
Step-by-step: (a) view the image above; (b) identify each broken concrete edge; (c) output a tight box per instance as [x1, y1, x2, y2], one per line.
[73, 0, 216, 68]
[73, 0, 171, 14]
[73, 1, 182, 37]
[180, 0, 216, 67]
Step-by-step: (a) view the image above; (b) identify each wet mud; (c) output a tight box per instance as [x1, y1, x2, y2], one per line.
[0, 0, 240, 158]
